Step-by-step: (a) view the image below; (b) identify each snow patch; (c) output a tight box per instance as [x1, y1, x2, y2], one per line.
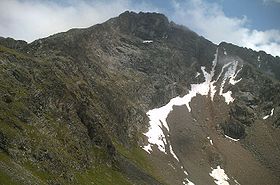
[270, 108, 274, 116]
[183, 170, 195, 185]
[143, 40, 153, 43]
[263, 115, 269, 120]
[142, 48, 244, 185]
[181, 166, 195, 185]
[209, 166, 230, 185]
[257, 56, 261, 68]
[225, 135, 239, 142]
[219, 61, 242, 104]
[220, 91, 234, 105]
[142, 145, 152, 154]
[263, 108, 274, 120]
[209, 52, 218, 100]
[142, 53, 218, 155]
[207, 136, 213, 145]
[142, 48, 243, 156]
[170, 144, 180, 161]
[233, 178, 241, 185]
[183, 179, 195, 185]
[223, 48, 227, 55]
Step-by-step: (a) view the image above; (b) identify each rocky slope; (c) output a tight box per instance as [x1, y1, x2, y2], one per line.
[0, 11, 279, 185]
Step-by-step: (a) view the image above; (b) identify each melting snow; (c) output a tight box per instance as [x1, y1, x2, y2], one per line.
[142, 53, 217, 155]
[142, 48, 243, 185]
[142, 48, 242, 156]
[183, 170, 195, 185]
[263, 108, 274, 120]
[223, 48, 227, 55]
[257, 56, 261, 68]
[225, 135, 239, 142]
[183, 179, 195, 185]
[180, 166, 195, 185]
[263, 115, 269, 120]
[182, 167, 195, 184]
[170, 144, 179, 161]
[209, 166, 230, 185]
[143, 40, 153, 43]
[233, 178, 241, 185]
[218, 61, 242, 104]
[207, 136, 213, 145]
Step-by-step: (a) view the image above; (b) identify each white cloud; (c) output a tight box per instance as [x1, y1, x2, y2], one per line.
[263, 0, 280, 3]
[170, 0, 280, 57]
[0, 0, 157, 42]
[0, 0, 279, 57]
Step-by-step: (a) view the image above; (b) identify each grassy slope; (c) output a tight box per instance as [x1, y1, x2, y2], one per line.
[0, 45, 150, 184]
[0, 150, 132, 185]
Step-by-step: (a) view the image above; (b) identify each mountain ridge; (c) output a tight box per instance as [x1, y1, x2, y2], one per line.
[0, 11, 280, 185]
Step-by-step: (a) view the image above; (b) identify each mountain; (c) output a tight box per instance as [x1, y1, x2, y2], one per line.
[0, 11, 280, 185]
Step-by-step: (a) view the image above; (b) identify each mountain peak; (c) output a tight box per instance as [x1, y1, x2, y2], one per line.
[0, 37, 27, 50]
[114, 11, 170, 39]
[118, 11, 169, 21]
[1, 12, 280, 185]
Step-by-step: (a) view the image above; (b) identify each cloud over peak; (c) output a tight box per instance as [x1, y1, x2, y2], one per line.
[171, 0, 280, 57]
[0, 0, 279, 57]
[0, 0, 156, 42]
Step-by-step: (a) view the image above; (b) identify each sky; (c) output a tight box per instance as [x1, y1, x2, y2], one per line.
[0, 0, 280, 57]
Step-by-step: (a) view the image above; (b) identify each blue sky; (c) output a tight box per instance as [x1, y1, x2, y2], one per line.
[221, 0, 280, 30]
[144, 0, 280, 31]
[0, 0, 280, 56]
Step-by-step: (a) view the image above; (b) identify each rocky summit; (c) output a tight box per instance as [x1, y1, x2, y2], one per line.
[0, 11, 280, 185]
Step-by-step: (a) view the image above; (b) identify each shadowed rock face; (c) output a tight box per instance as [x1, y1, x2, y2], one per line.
[0, 37, 27, 50]
[116, 11, 170, 39]
[0, 11, 280, 185]
[221, 120, 245, 139]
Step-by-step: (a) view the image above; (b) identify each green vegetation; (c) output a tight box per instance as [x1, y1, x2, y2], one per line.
[0, 152, 42, 185]
[114, 142, 166, 184]
[0, 45, 29, 59]
[76, 165, 132, 185]
[114, 142, 153, 173]
[0, 170, 19, 185]
[0, 152, 19, 185]
[22, 161, 52, 184]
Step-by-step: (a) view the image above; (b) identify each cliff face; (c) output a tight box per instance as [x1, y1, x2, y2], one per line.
[0, 11, 279, 185]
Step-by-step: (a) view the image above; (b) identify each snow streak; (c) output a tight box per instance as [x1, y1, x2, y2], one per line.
[143, 40, 153, 43]
[142, 52, 218, 155]
[225, 135, 240, 142]
[142, 48, 243, 185]
[209, 166, 230, 185]
[142, 48, 242, 155]
[263, 108, 274, 120]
